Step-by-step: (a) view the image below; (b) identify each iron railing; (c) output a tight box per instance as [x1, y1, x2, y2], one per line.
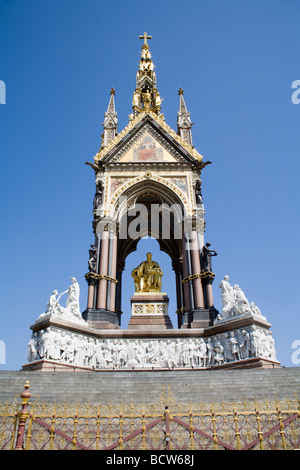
[1, 381, 299, 450]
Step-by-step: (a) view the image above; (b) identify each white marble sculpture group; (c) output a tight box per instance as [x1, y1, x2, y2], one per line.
[38, 277, 85, 324]
[26, 275, 277, 369]
[218, 275, 263, 319]
[27, 325, 276, 369]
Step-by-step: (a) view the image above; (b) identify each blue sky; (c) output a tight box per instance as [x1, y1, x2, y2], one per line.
[0, 0, 299, 370]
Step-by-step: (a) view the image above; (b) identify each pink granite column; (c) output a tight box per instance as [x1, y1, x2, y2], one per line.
[190, 231, 205, 308]
[115, 260, 124, 314]
[97, 230, 109, 309]
[108, 233, 117, 311]
[182, 234, 191, 311]
[87, 283, 95, 309]
[205, 280, 214, 308]
[175, 269, 184, 327]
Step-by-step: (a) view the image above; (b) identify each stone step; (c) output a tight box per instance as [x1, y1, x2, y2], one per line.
[1, 368, 300, 405]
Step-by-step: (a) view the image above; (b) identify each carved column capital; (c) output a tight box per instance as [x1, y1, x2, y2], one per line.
[200, 271, 216, 285]
[84, 272, 99, 287]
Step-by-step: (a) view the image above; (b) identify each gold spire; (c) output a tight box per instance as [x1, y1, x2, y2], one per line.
[131, 33, 162, 117]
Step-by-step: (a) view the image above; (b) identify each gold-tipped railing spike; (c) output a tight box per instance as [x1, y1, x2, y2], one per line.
[14, 381, 31, 450]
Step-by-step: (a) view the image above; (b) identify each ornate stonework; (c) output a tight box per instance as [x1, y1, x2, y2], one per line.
[25, 321, 278, 371]
[23, 34, 280, 372]
[94, 111, 204, 164]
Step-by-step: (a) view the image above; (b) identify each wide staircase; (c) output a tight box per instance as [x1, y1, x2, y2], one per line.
[1, 367, 300, 404]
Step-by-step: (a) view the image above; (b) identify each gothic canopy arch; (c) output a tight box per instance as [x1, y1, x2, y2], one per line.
[110, 177, 189, 221]
[113, 178, 185, 266]
[83, 32, 215, 330]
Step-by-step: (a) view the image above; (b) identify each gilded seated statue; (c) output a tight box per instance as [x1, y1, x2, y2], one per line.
[131, 252, 163, 293]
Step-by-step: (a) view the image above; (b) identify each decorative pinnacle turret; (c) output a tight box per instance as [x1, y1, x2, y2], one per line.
[177, 88, 193, 146]
[102, 88, 118, 147]
[131, 33, 163, 117]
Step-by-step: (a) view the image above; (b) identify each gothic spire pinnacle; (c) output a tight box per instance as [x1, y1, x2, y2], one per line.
[102, 88, 118, 147]
[107, 87, 116, 112]
[177, 88, 193, 146]
[131, 33, 163, 117]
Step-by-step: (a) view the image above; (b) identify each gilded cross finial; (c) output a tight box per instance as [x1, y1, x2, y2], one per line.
[139, 32, 152, 46]
[178, 88, 184, 95]
[110, 88, 116, 95]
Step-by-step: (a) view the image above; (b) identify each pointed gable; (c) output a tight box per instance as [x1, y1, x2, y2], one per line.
[91, 34, 205, 168]
[118, 131, 177, 163]
[94, 112, 203, 164]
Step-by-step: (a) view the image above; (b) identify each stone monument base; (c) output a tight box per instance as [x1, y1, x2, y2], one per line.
[23, 311, 280, 372]
[22, 355, 280, 372]
[82, 308, 120, 330]
[181, 306, 219, 329]
[128, 292, 173, 330]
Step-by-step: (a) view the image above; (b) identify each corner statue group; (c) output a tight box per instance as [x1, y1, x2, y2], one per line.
[131, 252, 163, 293]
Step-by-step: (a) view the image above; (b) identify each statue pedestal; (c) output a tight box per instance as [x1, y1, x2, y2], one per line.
[128, 292, 173, 330]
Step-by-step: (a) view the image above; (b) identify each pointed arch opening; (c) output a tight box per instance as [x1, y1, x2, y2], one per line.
[114, 178, 186, 266]
[120, 237, 176, 328]
[86, 173, 212, 330]
[111, 178, 187, 328]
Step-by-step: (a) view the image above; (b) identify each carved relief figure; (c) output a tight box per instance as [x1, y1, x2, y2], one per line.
[195, 184, 203, 204]
[93, 185, 103, 210]
[28, 325, 277, 369]
[232, 284, 250, 315]
[88, 244, 98, 273]
[45, 290, 59, 315]
[61, 277, 83, 322]
[219, 275, 234, 318]
[27, 333, 39, 362]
